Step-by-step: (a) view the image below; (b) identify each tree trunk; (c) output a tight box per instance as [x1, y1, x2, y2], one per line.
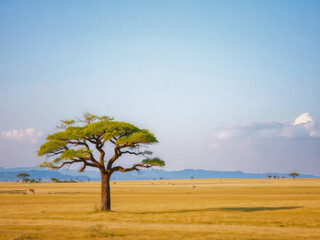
[100, 173, 111, 211]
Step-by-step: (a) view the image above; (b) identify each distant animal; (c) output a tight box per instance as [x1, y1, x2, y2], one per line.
[192, 186, 196, 190]
[28, 189, 35, 195]
[113, 182, 116, 184]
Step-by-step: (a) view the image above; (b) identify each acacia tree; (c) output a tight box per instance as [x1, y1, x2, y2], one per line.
[267, 175, 272, 179]
[17, 173, 30, 182]
[51, 177, 58, 182]
[289, 173, 299, 180]
[38, 113, 164, 211]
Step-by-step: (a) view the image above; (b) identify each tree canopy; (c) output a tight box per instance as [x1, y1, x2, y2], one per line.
[289, 173, 299, 180]
[38, 114, 164, 172]
[16, 173, 30, 181]
[37, 113, 164, 211]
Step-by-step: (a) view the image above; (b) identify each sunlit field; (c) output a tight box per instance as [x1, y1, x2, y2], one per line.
[0, 178, 320, 240]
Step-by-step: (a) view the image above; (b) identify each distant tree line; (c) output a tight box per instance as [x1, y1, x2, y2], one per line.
[267, 173, 299, 180]
[50, 177, 79, 183]
[16, 173, 42, 183]
[16, 173, 91, 183]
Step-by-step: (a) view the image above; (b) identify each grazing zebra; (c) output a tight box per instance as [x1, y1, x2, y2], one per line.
[28, 189, 35, 195]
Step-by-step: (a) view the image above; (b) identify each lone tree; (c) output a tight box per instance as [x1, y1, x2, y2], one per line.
[289, 173, 299, 180]
[17, 173, 30, 182]
[51, 177, 58, 182]
[38, 113, 164, 211]
[267, 175, 272, 179]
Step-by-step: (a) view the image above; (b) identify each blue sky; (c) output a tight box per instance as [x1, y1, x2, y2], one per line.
[0, 1, 319, 174]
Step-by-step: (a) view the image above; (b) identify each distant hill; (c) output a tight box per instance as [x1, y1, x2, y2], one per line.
[0, 166, 318, 182]
[0, 169, 94, 182]
[111, 169, 319, 180]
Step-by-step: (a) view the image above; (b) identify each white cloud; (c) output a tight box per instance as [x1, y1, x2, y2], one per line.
[213, 113, 320, 144]
[293, 112, 313, 125]
[207, 113, 320, 175]
[281, 113, 320, 138]
[1, 128, 44, 144]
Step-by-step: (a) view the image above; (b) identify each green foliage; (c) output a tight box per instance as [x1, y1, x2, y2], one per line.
[62, 120, 75, 126]
[289, 173, 299, 177]
[51, 178, 59, 182]
[24, 178, 30, 183]
[37, 140, 66, 156]
[46, 126, 87, 141]
[289, 173, 299, 179]
[59, 148, 91, 160]
[42, 116, 158, 146]
[98, 115, 114, 121]
[38, 161, 55, 168]
[58, 119, 75, 129]
[101, 121, 139, 141]
[116, 129, 158, 144]
[17, 173, 30, 179]
[82, 112, 98, 124]
[142, 158, 165, 167]
[46, 121, 151, 143]
[38, 113, 165, 179]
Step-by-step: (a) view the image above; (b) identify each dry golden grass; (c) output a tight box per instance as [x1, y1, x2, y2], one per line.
[0, 178, 320, 239]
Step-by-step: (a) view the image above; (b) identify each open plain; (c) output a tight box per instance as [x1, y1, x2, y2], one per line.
[0, 178, 320, 240]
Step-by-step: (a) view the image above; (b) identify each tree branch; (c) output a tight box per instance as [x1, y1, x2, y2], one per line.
[111, 163, 152, 173]
[65, 139, 103, 171]
[79, 158, 96, 172]
[106, 143, 139, 171]
[88, 136, 106, 167]
[106, 147, 120, 171]
[120, 151, 145, 156]
[51, 160, 82, 169]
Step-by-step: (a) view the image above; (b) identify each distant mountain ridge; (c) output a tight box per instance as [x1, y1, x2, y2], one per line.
[0, 166, 318, 182]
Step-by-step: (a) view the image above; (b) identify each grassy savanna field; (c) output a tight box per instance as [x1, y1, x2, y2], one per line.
[0, 178, 320, 240]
